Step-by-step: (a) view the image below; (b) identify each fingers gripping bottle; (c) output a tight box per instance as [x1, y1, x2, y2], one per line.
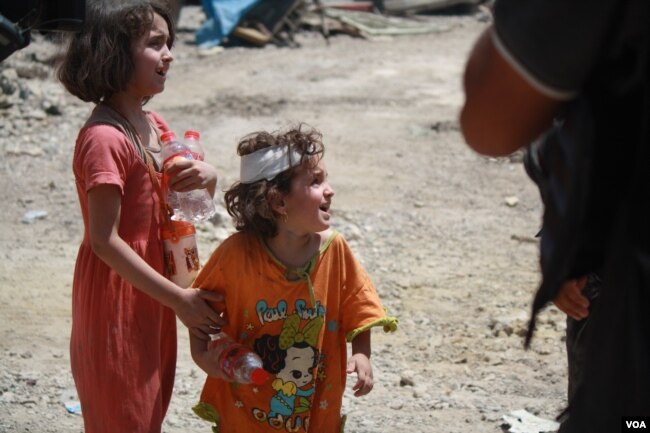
[160, 130, 216, 222]
[208, 332, 269, 385]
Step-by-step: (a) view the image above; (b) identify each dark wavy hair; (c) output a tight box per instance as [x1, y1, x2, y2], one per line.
[56, 0, 175, 104]
[224, 124, 325, 238]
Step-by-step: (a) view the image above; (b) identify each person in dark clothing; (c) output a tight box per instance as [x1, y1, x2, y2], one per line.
[460, 1, 650, 432]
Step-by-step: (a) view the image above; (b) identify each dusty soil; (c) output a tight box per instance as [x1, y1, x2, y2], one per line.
[0, 6, 568, 433]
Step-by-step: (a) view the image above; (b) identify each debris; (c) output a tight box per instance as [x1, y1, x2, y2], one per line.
[504, 196, 519, 207]
[196, 45, 225, 57]
[322, 8, 448, 37]
[197, 0, 309, 48]
[195, 0, 262, 49]
[232, 26, 271, 46]
[64, 400, 82, 415]
[383, 0, 483, 15]
[502, 409, 559, 433]
[5, 147, 44, 157]
[60, 389, 82, 415]
[399, 370, 416, 386]
[430, 120, 459, 133]
[325, 2, 375, 12]
[21, 210, 48, 224]
[239, 0, 310, 47]
[511, 234, 537, 244]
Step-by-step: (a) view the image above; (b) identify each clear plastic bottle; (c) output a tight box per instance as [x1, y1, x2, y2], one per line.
[160, 130, 216, 222]
[160, 131, 188, 221]
[184, 129, 204, 161]
[182, 130, 217, 221]
[208, 332, 269, 385]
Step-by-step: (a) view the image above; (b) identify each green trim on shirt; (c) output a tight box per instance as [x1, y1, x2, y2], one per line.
[346, 312, 399, 342]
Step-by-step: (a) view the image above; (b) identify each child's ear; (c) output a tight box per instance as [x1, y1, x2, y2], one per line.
[267, 191, 286, 214]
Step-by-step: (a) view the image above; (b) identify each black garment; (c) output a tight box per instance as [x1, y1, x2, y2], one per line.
[495, 0, 650, 431]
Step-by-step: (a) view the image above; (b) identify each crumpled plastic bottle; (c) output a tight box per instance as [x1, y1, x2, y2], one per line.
[208, 332, 269, 385]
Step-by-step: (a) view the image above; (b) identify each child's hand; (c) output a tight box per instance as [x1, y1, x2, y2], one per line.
[166, 159, 218, 194]
[553, 276, 589, 320]
[346, 353, 374, 397]
[194, 345, 231, 380]
[174, 289, 227, 340]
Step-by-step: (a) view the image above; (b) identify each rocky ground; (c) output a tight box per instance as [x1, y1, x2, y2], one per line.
[0, 5, 568, 433]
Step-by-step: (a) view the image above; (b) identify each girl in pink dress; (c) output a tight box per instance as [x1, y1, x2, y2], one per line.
[56, 1, 224, 432]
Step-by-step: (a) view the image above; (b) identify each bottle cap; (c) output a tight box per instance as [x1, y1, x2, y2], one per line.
[251, 368, 270, 385]
[160, 130, 177, 143]
[184, 130, 200, 140]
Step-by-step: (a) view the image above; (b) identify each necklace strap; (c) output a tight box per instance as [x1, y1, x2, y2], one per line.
[144, 152, 174, 232]
[100, 103, 162, 170]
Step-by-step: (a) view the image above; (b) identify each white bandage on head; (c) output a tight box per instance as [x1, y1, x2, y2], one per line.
[240, 145, 302, 184]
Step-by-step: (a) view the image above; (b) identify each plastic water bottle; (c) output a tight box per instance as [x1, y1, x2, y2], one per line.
[182, 130, 217, 221]
[160, 131, 216, 222]
[160, 131, 188, 221]
[184, 129, 204, 161]
[208, 332, 269, 385]
[180, 129, 217, 221]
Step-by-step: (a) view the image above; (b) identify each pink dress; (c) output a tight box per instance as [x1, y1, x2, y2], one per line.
[70, 108, 177, 433]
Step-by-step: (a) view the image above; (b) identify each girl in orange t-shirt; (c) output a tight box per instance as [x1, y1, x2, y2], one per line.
[57, 2, 223, 432]
[191, 124, 398, 433]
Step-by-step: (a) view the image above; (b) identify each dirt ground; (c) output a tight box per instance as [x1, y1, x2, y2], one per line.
[0, 6, 569, 433]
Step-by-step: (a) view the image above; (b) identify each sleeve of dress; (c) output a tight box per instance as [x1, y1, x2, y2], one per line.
[492, 0, 618, 99]
[337, 237, 398, 342]
[73, 124, 136, 194]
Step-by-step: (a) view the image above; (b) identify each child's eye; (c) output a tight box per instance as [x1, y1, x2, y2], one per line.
[149, 36, 166, 48]
[311, 171, 326, 185]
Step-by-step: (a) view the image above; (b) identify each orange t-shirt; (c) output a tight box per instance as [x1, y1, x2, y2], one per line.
[192, 231, 397, 433]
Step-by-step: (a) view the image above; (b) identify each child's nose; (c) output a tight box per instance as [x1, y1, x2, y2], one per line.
[163, 48, 173, 63]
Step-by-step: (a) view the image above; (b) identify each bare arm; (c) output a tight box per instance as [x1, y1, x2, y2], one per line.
[347, 330, 373, 397]
[189, 332, 229, 379]
[87, 184, 225, 338]
[460, 26, 564, 156]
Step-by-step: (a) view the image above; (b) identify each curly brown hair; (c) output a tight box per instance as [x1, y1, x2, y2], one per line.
[224, 124, 325, 238]
[56, 0, 175, 104]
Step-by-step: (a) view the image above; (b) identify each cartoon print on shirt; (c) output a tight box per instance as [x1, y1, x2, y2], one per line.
[252, 313, 323, 430]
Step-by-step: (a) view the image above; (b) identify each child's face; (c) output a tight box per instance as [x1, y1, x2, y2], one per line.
[282, 158, 335, 234]
[128, 12, 173, 99]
